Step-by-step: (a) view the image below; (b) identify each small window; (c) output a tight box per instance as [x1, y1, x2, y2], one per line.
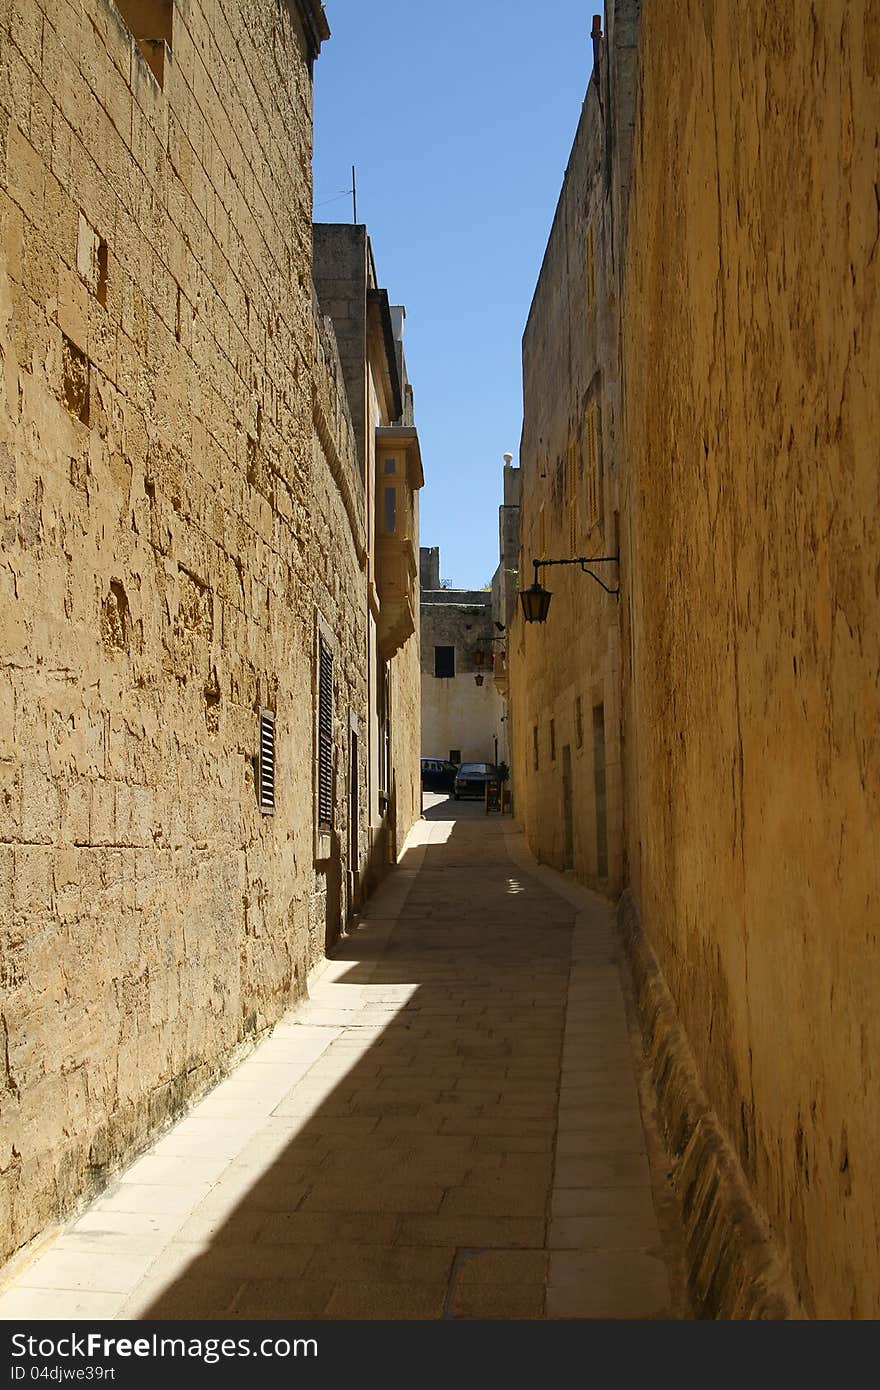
[434, 646, 454, 678]
[583, 397, 602, 529]
[586, 223, 596, 308]
[318, 637, 334, 831]
[533, 725, 539, 772]
[567, 437, 578, 552]
[449, 748, 461, 764]
[383, 457, 397, 473]
[550, 719, 556, 762]
[115, 0, 173, 87]
[258, 708, 275, 814]
[383, 485, 397, 534]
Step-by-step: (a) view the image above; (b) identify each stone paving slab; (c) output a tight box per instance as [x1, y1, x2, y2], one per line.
[0, 800, 687, 1321]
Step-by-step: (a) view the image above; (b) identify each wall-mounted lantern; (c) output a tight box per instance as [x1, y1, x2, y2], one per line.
[474, 673, 485, 686]
[519, 554, 620, 624]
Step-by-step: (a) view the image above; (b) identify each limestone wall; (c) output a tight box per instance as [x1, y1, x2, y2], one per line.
[509, 68, 623, 891]
[0, 0, 365, 1264]
[620, 0, 880, 1317]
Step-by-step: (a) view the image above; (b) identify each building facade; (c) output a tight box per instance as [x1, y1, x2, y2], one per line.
[508, 0, 880, 1319]
[508, 9, 627, 889]
[0, 0, 421, 1268]
[313, 224, 423, 892]
[420, 548, 506, 770]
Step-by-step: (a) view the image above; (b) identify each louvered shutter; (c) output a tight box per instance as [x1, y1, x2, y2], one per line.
[318, 639, 333, 830]
[258, 708, 275, 814]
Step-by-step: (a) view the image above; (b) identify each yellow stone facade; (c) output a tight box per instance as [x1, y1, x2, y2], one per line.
[509, 21, 626, 895]
[510, 0, 880, 1317]
[0, 0, 422, 1267]
[620, 0, 880, 1319]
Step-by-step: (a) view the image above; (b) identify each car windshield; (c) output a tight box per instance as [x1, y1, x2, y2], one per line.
[458, 762, 494, 775]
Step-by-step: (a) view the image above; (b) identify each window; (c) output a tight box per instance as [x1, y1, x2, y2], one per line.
[575, 695, 584, 749]
[566, 435, 578, 552]
[258, 708, 275, 814]
[583, 398, 602, 529]
[383, 485, 397, 534]
[550, 719, 556, 762]
[383, 457, 397, 473]
[586, 223, 596, 308]
[449, 748, 461, 765]
[434, 645, 454, 678]
[115, 0, 173, 87]
[317, 636, 334, 831]
[533, 725, 539, 771]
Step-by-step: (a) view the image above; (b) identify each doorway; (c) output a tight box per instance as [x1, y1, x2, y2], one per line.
[348, 724, 360, 912]
[562, 744, 574, 871]
[593, 703, 608, 878]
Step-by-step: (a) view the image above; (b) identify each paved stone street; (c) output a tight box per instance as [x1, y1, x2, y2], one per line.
[0, 800, 688, 1320]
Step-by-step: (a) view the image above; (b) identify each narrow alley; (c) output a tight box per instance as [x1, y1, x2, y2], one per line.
[0, 800, 687, 1321]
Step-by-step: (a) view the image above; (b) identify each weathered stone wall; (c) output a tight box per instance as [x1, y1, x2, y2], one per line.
[620, 0, 880, 1317]
[509, 65, 623, 891]
[0, 0, 363, 1265]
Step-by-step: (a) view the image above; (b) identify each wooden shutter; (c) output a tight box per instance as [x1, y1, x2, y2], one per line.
[318, 638, 333, 830]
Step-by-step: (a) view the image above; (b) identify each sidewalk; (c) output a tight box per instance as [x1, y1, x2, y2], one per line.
[0, 801, 688, 1320]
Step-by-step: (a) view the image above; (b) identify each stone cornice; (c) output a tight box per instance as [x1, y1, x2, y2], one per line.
[292, 0, 330, 61]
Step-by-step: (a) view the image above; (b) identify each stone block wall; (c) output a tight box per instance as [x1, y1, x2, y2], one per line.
[0, 0, 359, 1265]
[620, 0, 880, 1317]
[510, 62, 623, 891]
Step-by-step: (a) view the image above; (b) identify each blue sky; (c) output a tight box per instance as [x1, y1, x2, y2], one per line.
[313, 1, 597, 590]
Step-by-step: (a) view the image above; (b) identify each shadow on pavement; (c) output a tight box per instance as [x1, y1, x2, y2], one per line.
[136, 807, 575, 1320]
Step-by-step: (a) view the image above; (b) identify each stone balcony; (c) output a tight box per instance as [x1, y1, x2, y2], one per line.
[376, 531, 418, 659]
[375, 424, 423, 660]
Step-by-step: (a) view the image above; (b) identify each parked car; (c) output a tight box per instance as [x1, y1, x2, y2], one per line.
[453, 761, 500, 800]
[421, 757, 458, 793]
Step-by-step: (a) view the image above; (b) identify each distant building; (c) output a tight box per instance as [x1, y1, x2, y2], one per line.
[420, 550, 505, 768]
[489, 455, 521, 790]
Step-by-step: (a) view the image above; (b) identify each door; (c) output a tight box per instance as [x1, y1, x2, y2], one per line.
[348, 726, 360, 910]
[562, 744, 574, 871]
[593, 704, 608, 878]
